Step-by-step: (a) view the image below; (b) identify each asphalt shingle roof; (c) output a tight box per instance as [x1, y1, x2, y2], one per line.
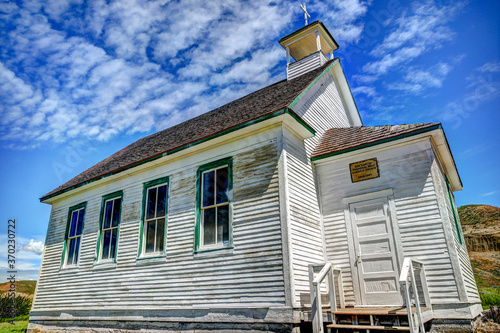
[41, 59, 336, 201]
[312, 123, 441, 160]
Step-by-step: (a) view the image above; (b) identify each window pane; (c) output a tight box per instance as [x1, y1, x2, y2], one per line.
[202, 171, 215, 207]
[156, 218, 165, 252]
[156, 185, 167, 218]
[69, 211, 78, 237]
[67, 238, 76, 265]
[77, 209, 84, 235]
[216, 167, 229, 204]
[74, 237, 80, 263]
[110, 228, 118, 259]
[217, 205, 229, 244]
[145, 221, 155, 253]
[102, 230, 111, 259]
[112, 198, 121, 228]
[146, 187, 157, 220]
[203, 207, 216, 245]
[104, 200, 113, 229]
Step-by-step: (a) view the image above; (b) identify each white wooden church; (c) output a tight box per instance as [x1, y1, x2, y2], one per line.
[30, 20, 481, 333]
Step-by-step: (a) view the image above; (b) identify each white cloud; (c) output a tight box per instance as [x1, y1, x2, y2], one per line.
[481, 191, 497, 197]
[363, 1, 462, 76]
[0, 0, 300, 149]
[0, 235, 43, 280]
[311, 0, 370, 44]
[22, 239, 44, 255]
[352, 86, 376, 97]
[389, 62, 452, 94]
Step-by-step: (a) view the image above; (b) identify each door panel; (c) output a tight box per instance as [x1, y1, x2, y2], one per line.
[350, 197, 402, 305]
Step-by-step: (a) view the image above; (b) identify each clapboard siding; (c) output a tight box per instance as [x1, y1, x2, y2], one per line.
[33, 138, 286, 311]
[317, 142, 462, 305]
[295, 71, 351, 157]
[282, 69, 351, 307]
[283, 133, 324, 307]
[288, 52, 327, 80]
[432, 156, 481, 303]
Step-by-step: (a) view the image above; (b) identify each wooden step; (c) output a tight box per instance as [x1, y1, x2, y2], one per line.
[332, 307, 431, 316]
[326, 324, 410, 331]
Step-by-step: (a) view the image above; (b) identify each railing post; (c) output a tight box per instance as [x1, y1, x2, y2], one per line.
[315, 282, 323, 333]
[336, 268, 345, 308]
[327, 266, 335, 323]
[420, 265, 431, 308]
[309, 263, 346, 333]
[410, 262, 425, 333]
[401, 277, 415, 333]
[309, 264, 320, 333]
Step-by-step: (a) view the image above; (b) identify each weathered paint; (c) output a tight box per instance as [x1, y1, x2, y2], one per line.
[194, 157, 233, 253]
[95, 190, 123, 262]
[137, 176, 170, 257]
[40, 109, 314, 203]
[430, 151, 481, 308]
[314, 137, 481, 319]
[60, 202, 87, 269]
[32, 129, 288, 321]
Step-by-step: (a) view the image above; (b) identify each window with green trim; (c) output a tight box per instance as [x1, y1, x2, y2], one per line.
[446, 180, 463, 245]
[140, 177, 169, 255]
[97, 192, 122, 261]
[195, 158, 232, 252]
[64, 202, 86, 266]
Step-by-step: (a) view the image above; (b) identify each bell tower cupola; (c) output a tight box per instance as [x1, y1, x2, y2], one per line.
[279, 19, 339, 80]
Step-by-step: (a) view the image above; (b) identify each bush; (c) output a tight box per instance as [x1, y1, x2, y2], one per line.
[0, 294, 32, 319]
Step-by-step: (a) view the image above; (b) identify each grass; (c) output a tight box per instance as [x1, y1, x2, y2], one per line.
[480, 287, 500, 307]
[0, 319, 28, 333]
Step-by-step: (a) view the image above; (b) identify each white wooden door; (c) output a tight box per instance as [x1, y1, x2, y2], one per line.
[350, 197, 402, 305]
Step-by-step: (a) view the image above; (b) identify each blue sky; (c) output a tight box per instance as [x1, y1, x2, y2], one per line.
[0, 0, 498, 281]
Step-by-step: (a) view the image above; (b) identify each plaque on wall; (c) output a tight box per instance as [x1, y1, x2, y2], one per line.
[350, 158, 379, 183]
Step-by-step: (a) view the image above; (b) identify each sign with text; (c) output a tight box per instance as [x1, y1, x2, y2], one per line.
[350, 158, 379, 183]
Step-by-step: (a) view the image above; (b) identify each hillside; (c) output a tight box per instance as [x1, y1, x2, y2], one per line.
[459, 205, 500, 252]
[0, 280, 36, 299]
[458, 204, 500, 289]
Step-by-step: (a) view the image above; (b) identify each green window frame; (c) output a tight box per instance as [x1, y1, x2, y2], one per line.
[195, 157, 233, 253]
[62, 202, 87, 267]
[446, 179, 463, 245]
[96, 191, 123, 262]
[138, 176, 169, 257]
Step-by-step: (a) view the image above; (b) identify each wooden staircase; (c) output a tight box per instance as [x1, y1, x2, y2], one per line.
[326, 307, 433, 332]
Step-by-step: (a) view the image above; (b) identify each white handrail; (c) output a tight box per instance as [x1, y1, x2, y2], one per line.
[399, 258, 431, 333]
[309, 263, 345, 333]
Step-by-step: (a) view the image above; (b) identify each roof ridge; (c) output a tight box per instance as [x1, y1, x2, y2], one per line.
[41, 61, 334, 201]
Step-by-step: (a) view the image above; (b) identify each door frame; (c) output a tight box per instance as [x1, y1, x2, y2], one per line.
[343, 188, 405, 306]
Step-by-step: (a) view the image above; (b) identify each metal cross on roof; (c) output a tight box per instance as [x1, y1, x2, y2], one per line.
[300, 3, 311, 26]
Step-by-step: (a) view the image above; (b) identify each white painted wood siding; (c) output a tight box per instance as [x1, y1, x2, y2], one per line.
[431, 155, 481, 303]
[33, 137, 286, 311]
[316, 140, 462, 306]
[282, 129, 325, 307]
[288, 52, 328, 81]
[281, 71, 351, 307]
[295, 71, 351, 157]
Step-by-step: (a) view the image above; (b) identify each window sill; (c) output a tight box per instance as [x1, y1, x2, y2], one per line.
[194, 246, 233, 257]
[135, 255, 166, 265]
[59, 265, 80, 272]
[93, 261, 117, 270]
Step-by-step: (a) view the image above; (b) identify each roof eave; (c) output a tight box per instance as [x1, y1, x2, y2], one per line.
[40, 108, 315, 203]
[278, 21, 339, 51]
[311, 124, 463, 192]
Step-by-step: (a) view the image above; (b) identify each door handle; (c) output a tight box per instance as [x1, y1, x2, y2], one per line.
[357, 254, 361, 263]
